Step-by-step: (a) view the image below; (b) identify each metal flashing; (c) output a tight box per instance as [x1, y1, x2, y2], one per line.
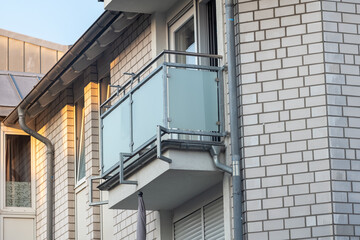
[0, 71, 42, 117]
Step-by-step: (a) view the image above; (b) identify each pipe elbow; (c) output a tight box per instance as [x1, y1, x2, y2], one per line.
[210, 146, 232, 174]
[18, 107, 54, 153]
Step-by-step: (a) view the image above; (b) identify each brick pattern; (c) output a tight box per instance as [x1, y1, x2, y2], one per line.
[35, 90, 75, 240]
[109, 15, 158, 240]
[322, 0, 360, 237]
[110, 15, 152, 96]
[235, 0, 332, 239]
[84, 67, 101, 239]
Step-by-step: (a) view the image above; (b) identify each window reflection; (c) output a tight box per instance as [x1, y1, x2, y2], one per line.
[75, 98, 86, 182]
[6, 135, 31, 207]
[175, 17, 195, 64]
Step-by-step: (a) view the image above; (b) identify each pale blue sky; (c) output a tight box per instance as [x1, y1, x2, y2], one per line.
[0, 0, 105, 45]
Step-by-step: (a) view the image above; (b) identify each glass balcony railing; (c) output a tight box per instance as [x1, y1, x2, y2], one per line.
[100, 50, 225, 175]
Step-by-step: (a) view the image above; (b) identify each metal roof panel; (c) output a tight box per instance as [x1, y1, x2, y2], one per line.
[0, 74, 21, 106]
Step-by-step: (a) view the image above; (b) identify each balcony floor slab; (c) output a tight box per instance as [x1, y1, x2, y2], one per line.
[108, 149, 224, 210]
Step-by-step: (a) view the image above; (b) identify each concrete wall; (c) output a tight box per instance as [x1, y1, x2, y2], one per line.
[0, 29, 68, 74]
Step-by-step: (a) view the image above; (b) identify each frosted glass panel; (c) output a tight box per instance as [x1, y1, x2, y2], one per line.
[133, 71, 164, 150]
[102, 98, 131, 173]
[168, 68, 218, 132]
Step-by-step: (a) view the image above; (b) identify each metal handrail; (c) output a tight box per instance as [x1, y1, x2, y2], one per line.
[100, 50, 225, 177]
[137, 50, 222, 81]
[100, 50, 223, 110]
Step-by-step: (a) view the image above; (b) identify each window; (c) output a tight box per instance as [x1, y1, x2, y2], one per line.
[168, 0, 217, 64]
[100, 77, 110, 115]
[169, 4, 196, 64]
[75, 97, 86, 182]
[174, 197, 224, 240]
[5, 134, 31, 208]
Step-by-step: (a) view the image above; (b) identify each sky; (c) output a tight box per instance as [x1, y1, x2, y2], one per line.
[0, 0, 105, 45]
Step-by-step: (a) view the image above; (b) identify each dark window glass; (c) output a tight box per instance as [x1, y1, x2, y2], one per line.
[76, 98, 86, 182]
[175, 17, 195, 64]
[6, 135, 31, 207]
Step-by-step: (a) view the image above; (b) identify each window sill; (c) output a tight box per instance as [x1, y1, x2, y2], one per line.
[74, 178, 86, 193]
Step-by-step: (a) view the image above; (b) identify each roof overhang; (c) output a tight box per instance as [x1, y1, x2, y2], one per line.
[3, 10, 140, 126]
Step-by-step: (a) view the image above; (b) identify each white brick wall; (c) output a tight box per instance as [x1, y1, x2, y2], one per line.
[35, 90, 75, 240]
[84, 69, 101, 239]
[323, 0, 360, 237]
[235, 0, 334, 239]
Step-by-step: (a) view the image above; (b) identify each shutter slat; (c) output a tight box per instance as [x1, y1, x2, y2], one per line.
[204, 197, 224, 240]
[174, 210, 202, 240]
[174, 197, 225, 240]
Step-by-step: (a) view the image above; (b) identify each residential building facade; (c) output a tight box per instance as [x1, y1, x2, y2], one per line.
[0, 29, 68, 240]
[2, 0, 360, 240]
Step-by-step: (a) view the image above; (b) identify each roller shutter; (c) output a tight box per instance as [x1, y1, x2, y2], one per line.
[204, 198, 224, 240]
[174, 197, 224, 240]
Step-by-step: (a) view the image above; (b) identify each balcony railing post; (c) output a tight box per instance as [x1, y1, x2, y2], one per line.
[162, 64, 169, 128]
[218, 68, 225, 134]
[129, 92, 134, 153]
[129, 74, 135, 153]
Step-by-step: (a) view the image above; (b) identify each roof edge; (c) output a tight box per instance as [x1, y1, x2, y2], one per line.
[0, 28, 70, 52]
[3, 10, 122, 126]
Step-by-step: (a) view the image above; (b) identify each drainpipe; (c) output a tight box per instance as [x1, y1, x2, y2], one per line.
[225, 0, 243, 240]
[210, 146, 233, 174]
[18, 107, 54, 240]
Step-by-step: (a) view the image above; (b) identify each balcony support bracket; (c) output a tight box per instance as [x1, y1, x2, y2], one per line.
[89, 176, 109, 206]
[119, 153, 138, 185]
[156, 125, 172, 163]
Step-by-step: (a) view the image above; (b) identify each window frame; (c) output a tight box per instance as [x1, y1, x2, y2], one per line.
[0, 125, 36, 214]
[168, 4, 196, 52]
[167, 0, 217, 62]
[74, 96, 86, 187]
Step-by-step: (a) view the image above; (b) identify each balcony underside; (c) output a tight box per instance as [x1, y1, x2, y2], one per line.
[104, 0, 178, 13]
[100, 141, 225, 210]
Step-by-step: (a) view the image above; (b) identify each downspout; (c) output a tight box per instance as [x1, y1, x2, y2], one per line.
[225, 0, 243, 240]
[210, 146, 233, 174]
[18, 107, 54, 240]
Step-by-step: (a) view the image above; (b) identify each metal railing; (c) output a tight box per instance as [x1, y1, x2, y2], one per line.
[100, 50, 225, 177]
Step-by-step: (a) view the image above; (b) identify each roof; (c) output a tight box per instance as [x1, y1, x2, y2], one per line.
[0, 28, 70, 52]
[3, 10, 140, 126]
[0, 71, 42, 117]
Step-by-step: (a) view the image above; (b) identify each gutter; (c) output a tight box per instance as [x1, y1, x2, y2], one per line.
[225, 0, 243, 239]
[3, 10, 122, 126]
[18, 107, 55, 240]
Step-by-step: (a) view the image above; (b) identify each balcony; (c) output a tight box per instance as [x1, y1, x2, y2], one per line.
[97, 51, 229, 210]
